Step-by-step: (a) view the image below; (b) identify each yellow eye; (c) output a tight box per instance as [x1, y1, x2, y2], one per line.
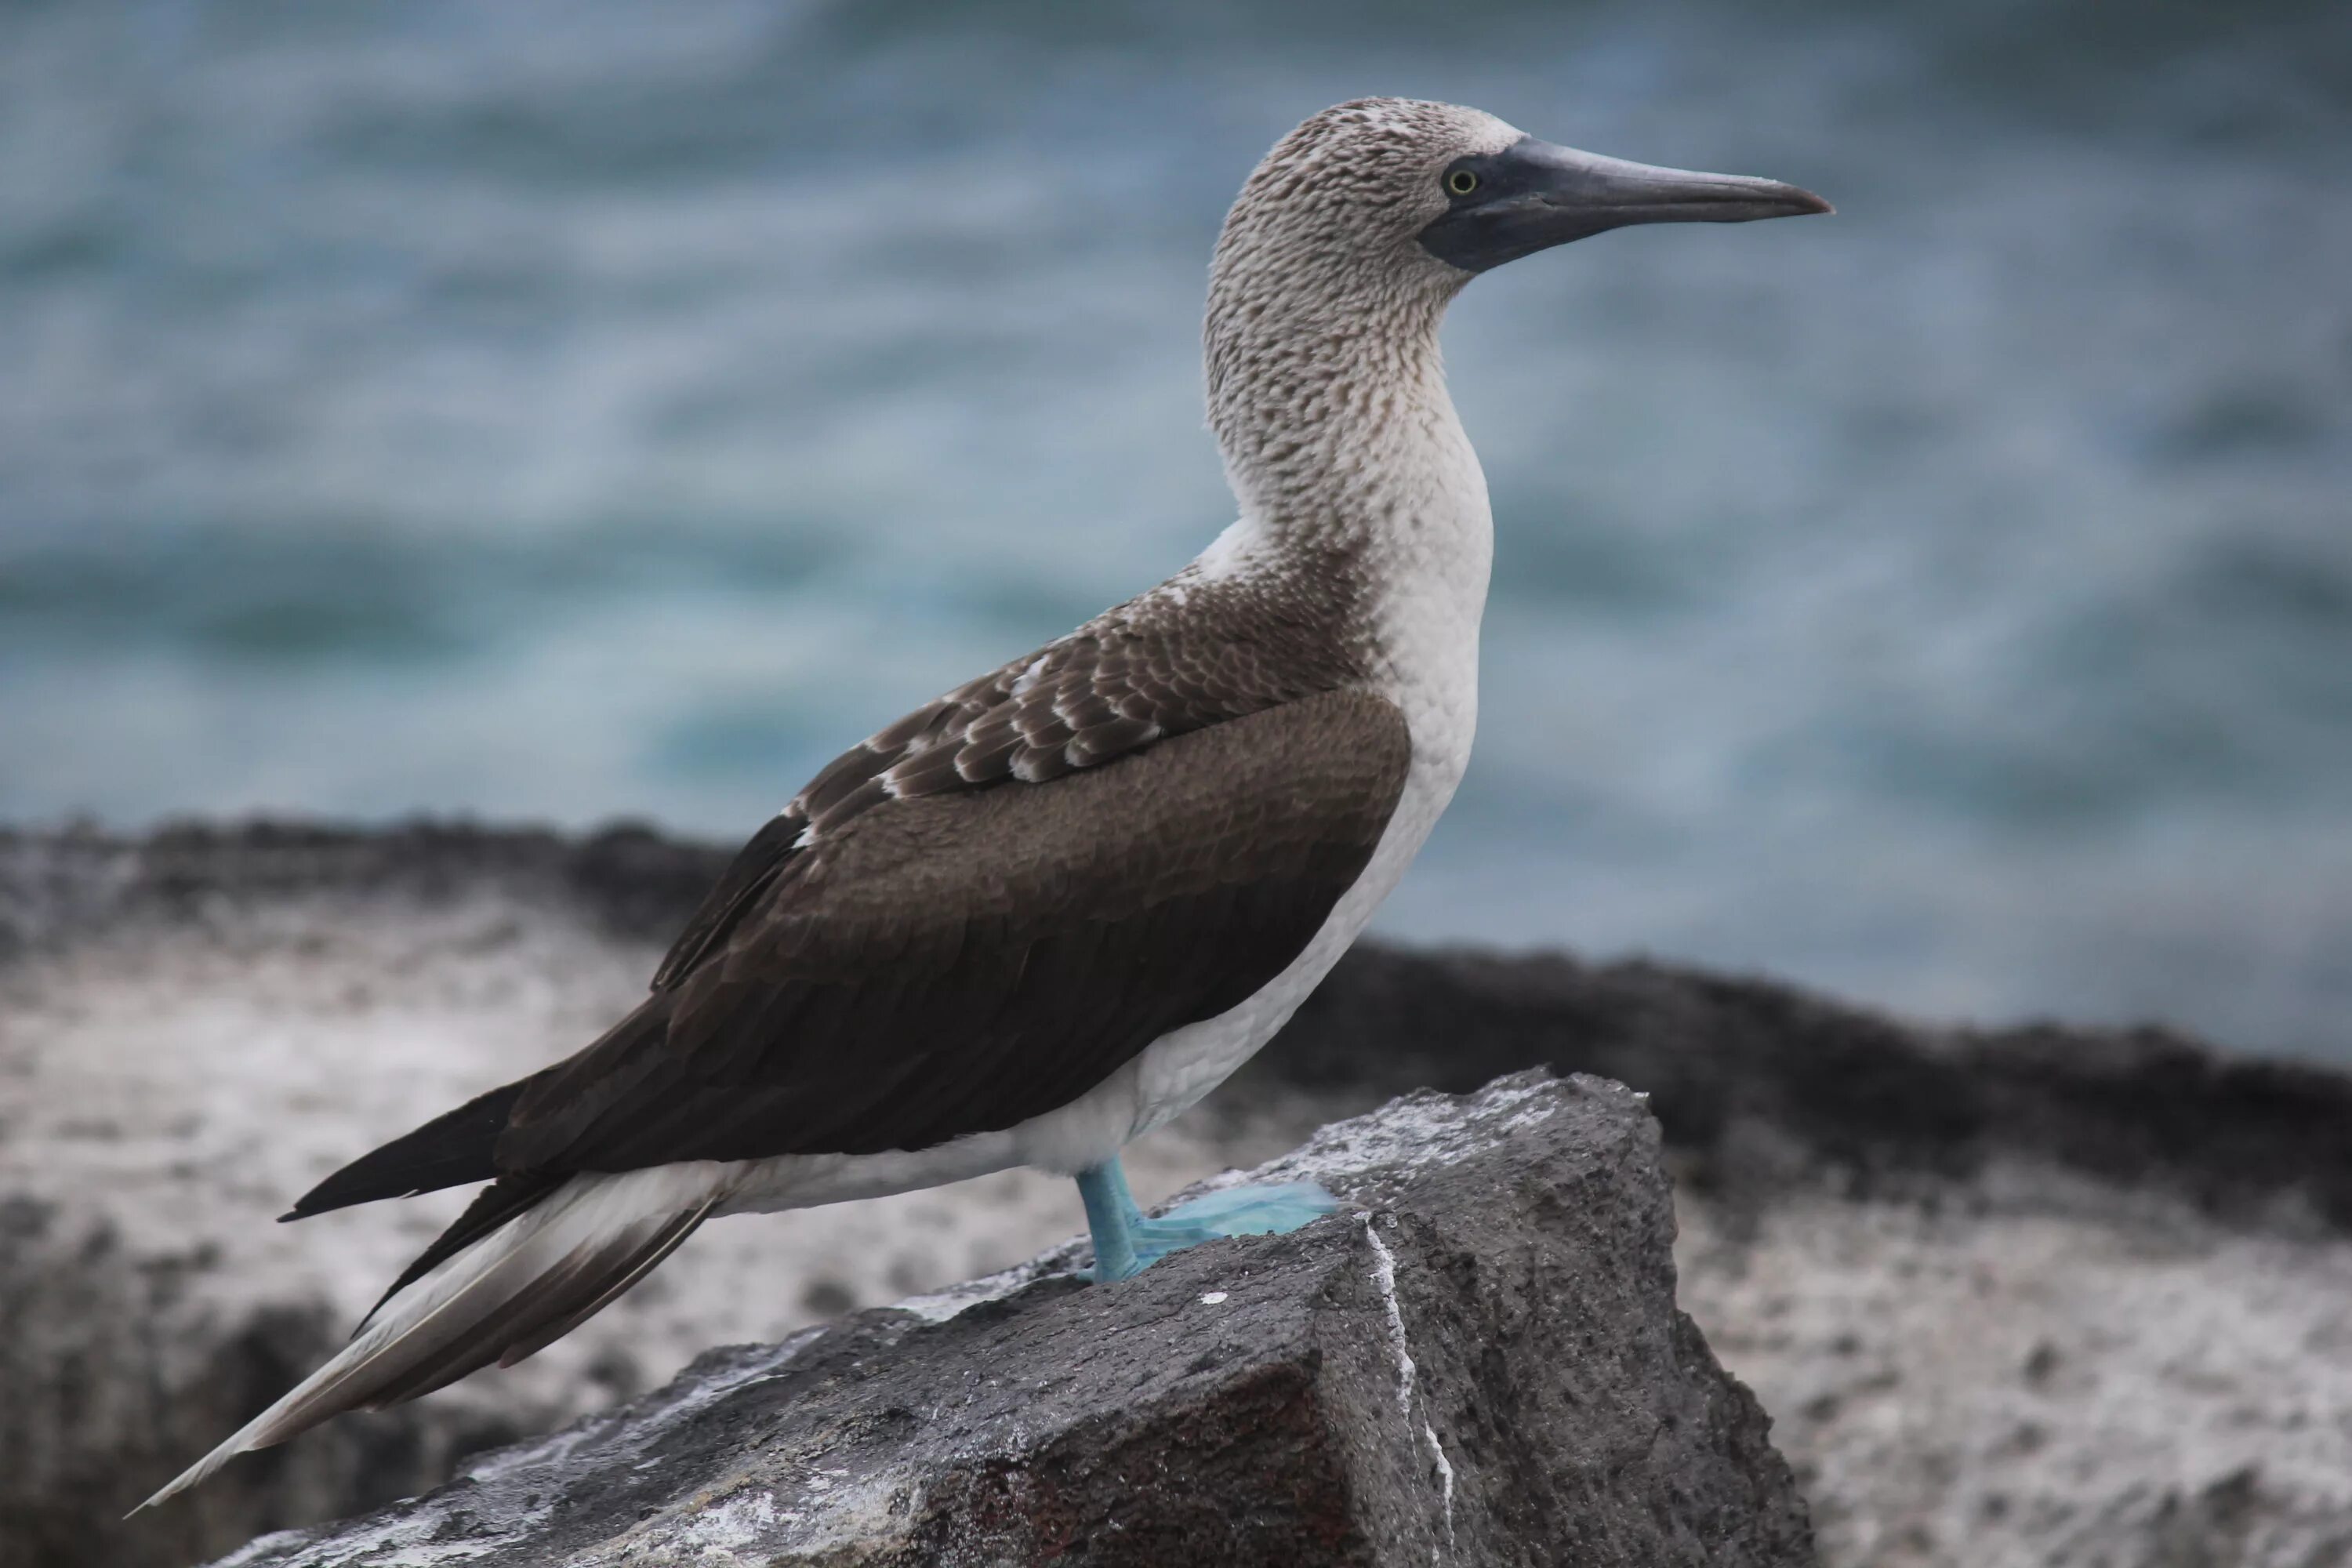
[1446, 169, 1479, 196]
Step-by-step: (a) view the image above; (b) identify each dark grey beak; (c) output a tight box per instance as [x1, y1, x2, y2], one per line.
[1419, 136, 1831, 274]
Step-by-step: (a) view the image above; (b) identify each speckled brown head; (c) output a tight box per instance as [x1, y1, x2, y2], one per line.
[1214, 96, 1828, 305]
[1205, 98, 1828, 526]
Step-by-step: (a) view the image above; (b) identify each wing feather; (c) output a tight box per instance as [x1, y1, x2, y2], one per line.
[646, 611, 1364, 991]
[496, 689, 1410, 1174]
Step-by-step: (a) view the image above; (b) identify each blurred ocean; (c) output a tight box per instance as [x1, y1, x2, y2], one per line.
[3, 0, 2349, 1059]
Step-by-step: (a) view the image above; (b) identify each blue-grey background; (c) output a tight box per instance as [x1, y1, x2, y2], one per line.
[5, 1, 2349, 1058]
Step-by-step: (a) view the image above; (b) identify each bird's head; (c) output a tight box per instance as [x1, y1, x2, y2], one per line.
[1211, 97, 1829, 317]
[1203, 98, 1828, 519]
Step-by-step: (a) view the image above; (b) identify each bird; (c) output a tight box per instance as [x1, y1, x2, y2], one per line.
[142, 96, 1826, 1509]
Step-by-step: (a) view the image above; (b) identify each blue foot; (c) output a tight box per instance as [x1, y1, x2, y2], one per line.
[1076, 1157, 1340, 1282]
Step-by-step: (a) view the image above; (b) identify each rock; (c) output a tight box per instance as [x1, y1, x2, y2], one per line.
[12, 820, 2352, 1567]
[1670, 1178, 2352, 1567]
[210, 1073, 1813, 1568]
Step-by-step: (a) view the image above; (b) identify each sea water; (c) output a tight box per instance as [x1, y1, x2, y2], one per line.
[3, 0, 2347, 1058]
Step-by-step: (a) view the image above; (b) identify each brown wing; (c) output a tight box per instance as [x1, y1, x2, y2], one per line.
[648, 609, 1365, 991]
[283, 607, 1382, 1221]
[495, 688, 1410, 1173]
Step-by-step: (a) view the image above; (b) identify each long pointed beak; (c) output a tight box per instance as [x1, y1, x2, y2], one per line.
[1420, 136, 1831, 274]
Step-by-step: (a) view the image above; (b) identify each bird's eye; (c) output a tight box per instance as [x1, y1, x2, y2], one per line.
[1446, 169, 1479, 196]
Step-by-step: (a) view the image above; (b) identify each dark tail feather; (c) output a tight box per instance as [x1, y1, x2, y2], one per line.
[138, 1165, 722, 1512]
[282, 1080, 531, 1221]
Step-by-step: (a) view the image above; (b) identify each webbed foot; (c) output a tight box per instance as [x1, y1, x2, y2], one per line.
[1076, 1158, 1339, 1282]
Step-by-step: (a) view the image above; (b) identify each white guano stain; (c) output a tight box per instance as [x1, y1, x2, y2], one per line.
[1359, 1211, 1457, 1563]
[681, 1489, 778, 1553]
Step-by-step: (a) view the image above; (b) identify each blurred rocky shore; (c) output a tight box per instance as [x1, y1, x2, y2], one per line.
[5, 822, 2350, 1567]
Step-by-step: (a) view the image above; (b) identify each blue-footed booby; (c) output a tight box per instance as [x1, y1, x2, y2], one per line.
[143, 98, 1825, 1508]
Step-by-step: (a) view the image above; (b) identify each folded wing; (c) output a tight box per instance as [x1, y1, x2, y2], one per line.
[501, 686, 1412, 1170]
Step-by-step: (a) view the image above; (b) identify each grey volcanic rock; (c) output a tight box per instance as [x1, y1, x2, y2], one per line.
[212, 1073, 1813, 1568]
[10, 821, 2352, 1567]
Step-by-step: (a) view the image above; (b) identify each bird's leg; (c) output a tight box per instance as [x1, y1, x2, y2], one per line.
[1075, 1158, 1145, 1282]
[1076, 1153, 1340, 1282]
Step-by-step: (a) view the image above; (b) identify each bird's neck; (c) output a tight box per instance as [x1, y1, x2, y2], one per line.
[1199, 281, 1494, 644]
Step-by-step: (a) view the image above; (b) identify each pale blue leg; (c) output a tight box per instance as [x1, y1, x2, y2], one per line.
[1075, 1159, 1144, 1282]
[1076, 1153, 1341, 1282]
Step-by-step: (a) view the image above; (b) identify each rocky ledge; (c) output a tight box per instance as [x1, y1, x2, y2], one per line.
[214, 1073, 1811, 1568]
[9, 822, 2352, 1568]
